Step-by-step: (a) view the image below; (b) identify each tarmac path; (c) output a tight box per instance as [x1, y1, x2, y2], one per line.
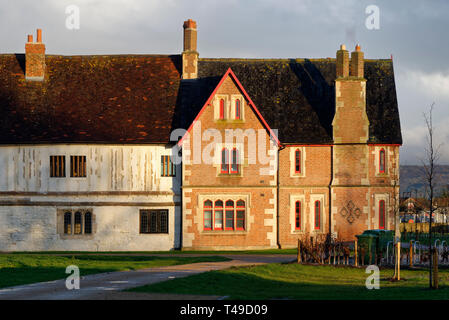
[0, 254, 294, 300]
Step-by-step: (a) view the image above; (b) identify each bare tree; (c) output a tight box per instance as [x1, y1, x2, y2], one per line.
[391, 166, 401, 280]
[422, 103, 441, 289]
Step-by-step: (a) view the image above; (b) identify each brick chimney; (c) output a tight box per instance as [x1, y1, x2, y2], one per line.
[182, 19, 198, 79]
[25, 29, 46, 81]
[336, 44, 349, 78]
[332, 43, 369, 144]
[350, 44, 364, 78]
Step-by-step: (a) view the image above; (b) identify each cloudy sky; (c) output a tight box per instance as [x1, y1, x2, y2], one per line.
[1, 0, 448, 164]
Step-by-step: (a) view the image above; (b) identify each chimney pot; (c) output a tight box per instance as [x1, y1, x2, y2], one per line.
[27, 35, 33, 43]
[183, 19, 197, 29]
[37, 29, 42, 43]
[336, 45, 349, 78]
[350, 44, 364, 78]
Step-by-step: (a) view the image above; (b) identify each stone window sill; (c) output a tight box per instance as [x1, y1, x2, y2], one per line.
[60, 234, 95, 240]
[201, 231, 247, 235]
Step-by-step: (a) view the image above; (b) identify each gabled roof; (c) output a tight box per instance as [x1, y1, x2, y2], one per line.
[177, 68, 280, 146]
[0, 54, 181, 144]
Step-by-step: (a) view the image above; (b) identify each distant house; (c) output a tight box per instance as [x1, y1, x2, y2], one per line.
[0, 19, 402, 251]
[400, 197, 449, 223]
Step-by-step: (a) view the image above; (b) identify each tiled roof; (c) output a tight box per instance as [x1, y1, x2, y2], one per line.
[197, 58, 402, 144]
[0, 54, 181, 144]
[0, 54, 401, 145]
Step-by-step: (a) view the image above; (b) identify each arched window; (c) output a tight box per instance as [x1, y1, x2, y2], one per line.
[84, 212, 92, 234]
[74, 211, 82, 234]
[221, 148, 229, 173]
[219, 99, 225, 119]
[295, 201, 301, 230]
[225, 200, 235, 230]
[64, 211, 72, 234]
[236, 200, 245, 231]
[235, 99, 241, 120]
[379, 149, 386, 173]
[295, 149, 301, 174]
[379, 200, 386, 229]
[204, 200, 213, 231]
[231, 148, 239, 174]
[214, 200, 224, 230]
[314, 201, 321, 230]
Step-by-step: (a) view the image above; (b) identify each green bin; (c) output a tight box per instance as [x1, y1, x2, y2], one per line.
[356, 232, 378, 264]
[356, 229, 394, 264]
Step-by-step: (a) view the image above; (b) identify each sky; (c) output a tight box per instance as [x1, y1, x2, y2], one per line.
[0, 0, 448, 165]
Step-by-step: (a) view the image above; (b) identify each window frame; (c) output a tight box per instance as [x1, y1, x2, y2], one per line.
[294, 149, 301, 174]
[84, 211, 92, 234]
[60, 209, 94, 238]
[235, 99, 241, 120]
[379, 200, 386, 229]
[231, 148, 239, 174]
[236, 200, 245, 231]
[161, 155, 176, 177]
[295, 200, 301, 230]
[203, 200, 213, 231]
[74, 211, 82, 234]
[214, 200, 224, 231]
[314, 200, 321, 230]
[139, 209, 169, 234]
[221, 148, 230, 174]
[225, 200, 235, 231]
[70, 155, 87, 178]
[219, 99, 225, 120]
[50, 155, 66, 178]
[202, 198, 246, 232]
[379, 148, 386, 173]
[64, 211, 72, 234]
[219, 146, 241, 175]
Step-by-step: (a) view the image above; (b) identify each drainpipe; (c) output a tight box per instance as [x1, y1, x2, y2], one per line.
[277, 144, 286, 249]
[179, 149, 183, 250]
[329, 145, 334, 238]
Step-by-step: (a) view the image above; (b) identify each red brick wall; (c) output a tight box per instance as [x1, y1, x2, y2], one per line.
[182, 75, 277, 249]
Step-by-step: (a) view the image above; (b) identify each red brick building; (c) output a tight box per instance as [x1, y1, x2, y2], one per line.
[178, 20, 401, 249]
[0, 19, 401, 251]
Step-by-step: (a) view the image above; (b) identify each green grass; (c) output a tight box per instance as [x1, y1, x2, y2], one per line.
[129, 263, 449, 300]
[9, 248, 297, 255]
[0, 254, 230, 289]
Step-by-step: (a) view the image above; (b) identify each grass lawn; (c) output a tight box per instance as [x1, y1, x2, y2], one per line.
[0, 254, 230, 289]
[129, 263, 449, 299]
[10, 249, 297, 255]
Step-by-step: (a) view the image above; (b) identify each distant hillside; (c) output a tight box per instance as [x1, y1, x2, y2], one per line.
[400, 165, 449, 196]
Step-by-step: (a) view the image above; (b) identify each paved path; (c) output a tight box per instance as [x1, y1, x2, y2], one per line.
[0, 255, 294, 300]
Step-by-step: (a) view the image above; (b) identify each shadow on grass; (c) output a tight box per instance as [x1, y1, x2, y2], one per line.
[71, 255, 229, 263]
[0, 255, 230, 289]
[0, 266, 109, 289]
[130, 268, 449, 300]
